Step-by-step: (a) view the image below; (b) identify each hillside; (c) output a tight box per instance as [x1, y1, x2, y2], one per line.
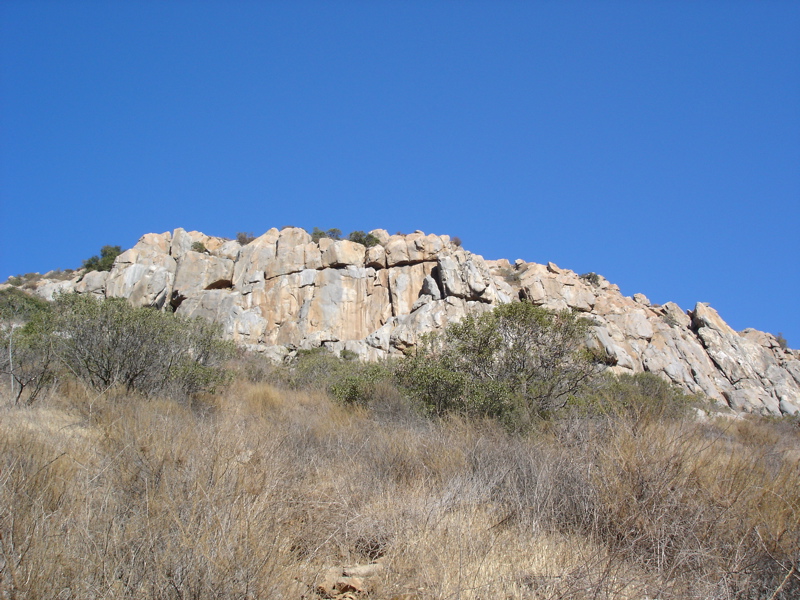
[6, 226, 800, 416]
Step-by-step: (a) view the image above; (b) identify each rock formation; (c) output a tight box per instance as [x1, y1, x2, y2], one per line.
[11, 227, 800, 415]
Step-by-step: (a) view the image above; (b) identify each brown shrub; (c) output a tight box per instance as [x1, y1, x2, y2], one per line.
[1, 381, 798, 599]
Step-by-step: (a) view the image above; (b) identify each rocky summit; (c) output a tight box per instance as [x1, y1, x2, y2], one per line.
[17, 227, 800, 416]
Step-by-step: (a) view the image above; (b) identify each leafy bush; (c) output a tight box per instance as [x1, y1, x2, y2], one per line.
[191, 241, 207, 253]
[0, 288, 49, 323]
[46, 294, 234, 397]
[569, 372, 699, 424]
[310, 227, 343, 243]
[580, 272, 601, 286]
[82, 245, 122, 272]
[0, 289, 54, 404]
[775, 332, 788, 350]
[275, 347, 396, 407]
[6, 272, 43, 288]
[1, 318, 54, 405]
[397, 301, 598, 422]
[236, 232, 256, 245]
[330, 362, 394, 406]
[347, 230, 380, 248]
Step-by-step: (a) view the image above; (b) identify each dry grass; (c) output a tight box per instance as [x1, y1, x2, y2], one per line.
[1, 379, 799, 599]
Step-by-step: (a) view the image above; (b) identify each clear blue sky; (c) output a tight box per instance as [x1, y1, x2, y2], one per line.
[2, 1, 798, 347]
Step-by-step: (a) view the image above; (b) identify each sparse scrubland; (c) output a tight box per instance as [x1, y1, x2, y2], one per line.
[1, 292, 799, 599]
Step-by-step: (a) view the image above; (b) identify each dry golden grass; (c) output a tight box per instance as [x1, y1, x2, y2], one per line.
[1, 380, 798, 599]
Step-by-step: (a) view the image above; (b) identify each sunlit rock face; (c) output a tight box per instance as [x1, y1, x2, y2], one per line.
[24, 226, 800, 416]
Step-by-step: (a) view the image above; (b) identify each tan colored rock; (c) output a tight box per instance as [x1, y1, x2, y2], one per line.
[369, 229, 390, 245]
[437, 249, 497, 303]
[215, 239, 242, 261]
[173, 251, 234, 295]
[105, 248, 177, 308]
[170, 228, 216, 260]
[365, 244, 387, 268]
[322, 240, 366, 268]
[633, 292, 651, 306]
[34, 279, 78, 301]
[136, 231, 172, 255]
[384, 235, 412, 266]
[606, 309, 654, 340]
[661, 302, 690, 329]
[75, 270, 108, 296]
[388, 263, 435, 316]
[231, 228, 279, 289]
[266, 227, 312, 278]
[692, 302, 737, 337]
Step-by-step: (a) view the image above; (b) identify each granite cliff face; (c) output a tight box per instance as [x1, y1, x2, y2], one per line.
[22, 227, 800, 416]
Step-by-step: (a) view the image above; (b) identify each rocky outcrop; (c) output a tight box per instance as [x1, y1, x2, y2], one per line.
[12, 226, 800, 415]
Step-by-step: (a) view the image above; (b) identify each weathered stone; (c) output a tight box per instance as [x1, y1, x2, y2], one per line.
[421, 275, 442, 300]
[34, 279, 78, 301]
[369, 229, 390, 245]
[322, 240, 366, 268]
[75, 270, 108, 296]
[633, 293, 651, 306]
[661, 302, 690, 329]
[231, 229, 279, 289]
[19, 226, 800, 415]
[365, 244, 387, 268]
[388, 263, 435, 316]
[267, 227, 312, 278]
[106, 249, 177, 308]
[173, 251, 234, 295]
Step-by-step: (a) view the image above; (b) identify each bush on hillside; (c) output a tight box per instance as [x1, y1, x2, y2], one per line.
[397, 301, 599, 422]
[310, 227, 343, 243]
[347, 230, 380, 248]
[580, 272, 601, 287]
[0, 314, 55, 405]
[568, 371, 700, 425]
[0, 289, 54, 404]
[16, 294, 233, 401]
[277, 346, 395, 407]
[0, 287, 50, 323]
[236, 232, 256, 245]
[82, 245, 122, 273]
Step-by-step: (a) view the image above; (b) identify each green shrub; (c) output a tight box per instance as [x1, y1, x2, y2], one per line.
[0, 312, 55, 405]
[330, 362, 393, 406]
[6, 273, 42, 288]
[580, 272, 601, 287]
[46, 294, 234, 397]
[236, 232, 256, 245]
[0, 288, 50, 323]
[0, 289, 55, 404]
[569, 372, 699, 425]
[278, 347, 395, 407]
[82, 245, 122, 272]
[347, 230, 380, 248]
[191, 241, 207, 253]
[397, 301, 598, 422]
[340, 349, 359, 361]
[311, 227, 343, 243]
[775, 332, 788, 350]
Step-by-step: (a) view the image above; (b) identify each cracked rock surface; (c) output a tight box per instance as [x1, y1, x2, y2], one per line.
[15, 226, 800, 415]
